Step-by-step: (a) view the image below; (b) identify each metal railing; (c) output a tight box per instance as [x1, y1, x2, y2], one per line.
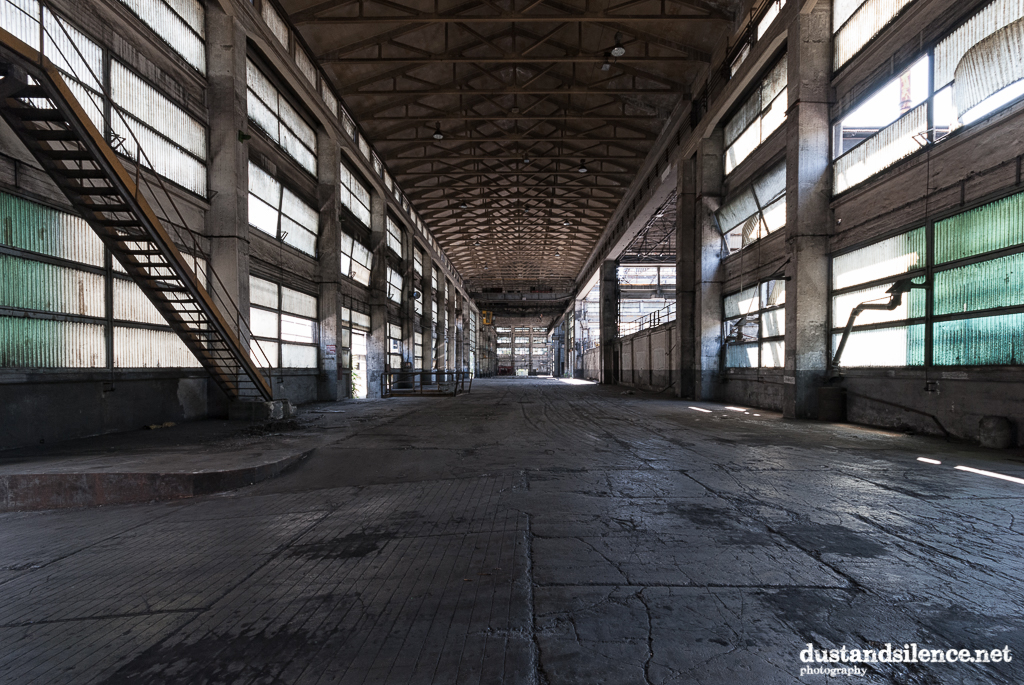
[381, 370, 472, 397]
[618, 301, 677, 337]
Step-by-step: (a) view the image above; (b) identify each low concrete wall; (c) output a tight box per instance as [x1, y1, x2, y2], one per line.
[616, 324, 676, 393]
[582, 348, 600, 381]
[718, 371, 786, 412]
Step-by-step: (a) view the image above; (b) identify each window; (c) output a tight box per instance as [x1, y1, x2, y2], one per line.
[386, 266, 403, 304]
[261, 0, 288, 47]
[249, 276, 318, 368]
[247, 162, 318, 255]
[388, 322, 402, 369]
[723, 280, 786, 368]
[724, 55, 787, 174]
[339, 161, 371, 227]
[757, 0, 786, 39]
[110, 62, 207, 196]
[432, 298, 439, 323]
[833, 56, 928, 194]
[320, 82, 338, 117]
[0, 191, 201, 368]
[413, 249, 424, 315]
[339, 232, 372, 286]
[294, 48, 316, 87]
[716, 161, 786, 251]
[414, 331, 424, 369]
[386, 216, 403, 257]
[835, 0, 1024, 194]
[835, 192, 1024, 367]
[246, 59, 318, 176]
[432, 265, 440, 292]
[115, 0, 205, 73]
[834, 0, 914, 69]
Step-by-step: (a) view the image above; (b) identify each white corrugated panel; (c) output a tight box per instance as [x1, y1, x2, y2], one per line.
[279, 97, 316, 150]
[250, 307, 278, 338]
[2, 0, 41, 49]
[282, 343, 316, 367]
[358, 135, 371, 160]
[281, 313, 315, 342]
[834, 0, 865, 33]
[341, 108, 356, 138]
[111, 62, 205, 159]
[0, 254, 104, 316]
[833, 102, 927, 194]
[953, 17, 1024, 115]
[724, 92, 761, 149]
[295, 48, 317, 86]
[935, 0, 1024, 89]
[113, 277, 165, 324]
[112, 114, 207, 196]
[724, 287, 758, 318]
[832, 226, 925, 289]
[753, 160, 787, 204]
[261, 0, 288, 47]
[281, 286, 316, 318]
[352, 311, 371, 330]
[831, 325, 924, 366]
[281, 188, 318, 233]
[0, 316, 105, 367]
[760, 57, 788, 106]
[280, 123, 317, 176]
[114, 325, 201, 367]
[725, 122, 760, 174]
[321, 82, 338, 116]
[835, 0, 914, 69]
[116, 0, 206, 73]
[43, 10, 102, 91]
[249, 277, 278, 308]
[0, 192, 104, 266]
[281, 217, 316, 255]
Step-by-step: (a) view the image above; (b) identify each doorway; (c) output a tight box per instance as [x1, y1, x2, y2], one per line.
[351, 331, 368, 399]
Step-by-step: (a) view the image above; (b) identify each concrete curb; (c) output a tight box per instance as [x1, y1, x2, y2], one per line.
[0, 450, 312, 512]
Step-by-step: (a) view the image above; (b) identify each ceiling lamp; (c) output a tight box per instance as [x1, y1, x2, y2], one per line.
[432, 121, 444, 140]
[563, 219, 571, 226]
[523, 153, 531, 164]
[459, 202, 468, 209]
[578, 159, 588, 173]
[601, 53, 611, 71]
[610, 33, 626, 57]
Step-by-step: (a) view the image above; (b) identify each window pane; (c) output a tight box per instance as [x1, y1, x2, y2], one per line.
[250, 307, 278, 338]
[935, 191, 1024, 263]
[831, 325, 925, 366]
[281, 286, 317, 318]
[933, 252, 1024, 316]
[933, 312, 1024, 365]
[281, 313, 315, 343]
[282, 343, 317, 367]
[832, 227, 925, 290]
[249, 276, 278, 308]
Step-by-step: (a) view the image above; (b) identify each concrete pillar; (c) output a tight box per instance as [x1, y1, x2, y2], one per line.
[676, 153, 697, 398]
[422, 261, 435, 380]
[402, 224, 415, 368]
[783, 1, 833, 419]
[447, 283, 457, 371]
[599, 259, 618, 384]
[366, 191, 388, 398]
[316, 132, 340, 401]
[435, 269, 446, 371]
[205, 8, 249, 345]
[695, 131, 725, 400]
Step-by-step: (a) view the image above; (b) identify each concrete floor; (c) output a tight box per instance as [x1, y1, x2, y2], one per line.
[2, 378, 1024, 684]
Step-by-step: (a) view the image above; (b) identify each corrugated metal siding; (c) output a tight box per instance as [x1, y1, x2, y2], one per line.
[261, 0, 288, 46]
[933, 312, 1024, 364]
[113, 277, 165, 324]
[954, 19, 1024, 115]
[2, 0, 41, 48]
[250, 276, 278, 308]
[0, 192, 105, 266]
[112, 115, 207, 196]
[934, 252, 1024, 315]
[111, 62, 206, 159]
[832, 227, 925, 290]
[281, 286, 317, 318]
[43, 10, 102, 91]
[834, 0, 914, 69]
[935, 191, 1024, 263]
[0, 316, 106, 367]
[113, 325, 201, 367]
[295, 48, 316, 86]
[0, 254, 105, 316]
[726, 343, 758, 367]
[833, 103, 927, 194]
[724, 286, 758, 318]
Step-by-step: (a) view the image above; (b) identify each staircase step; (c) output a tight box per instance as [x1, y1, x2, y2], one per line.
[47, 150, 93, 160]
[63, 169, 106, 179]
[27, 129, 77, 141]
[9, 108, 67, 121]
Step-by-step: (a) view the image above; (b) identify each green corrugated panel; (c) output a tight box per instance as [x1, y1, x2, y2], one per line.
[934, 251, 1024, 315]
[0, 192, 105, 266]
[0, 254, 105, 316]
[935, 191, 1024, 264]
[933, 312, 1024, 365]
[0, 316, 106, 367]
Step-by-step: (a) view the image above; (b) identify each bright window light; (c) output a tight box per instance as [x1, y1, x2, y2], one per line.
[725, 406, 747, 412]
[689, 406, 712, 413]
[917, 457, 941, 464]
[954, 465, 1024, 485]
[960, 79, 1024, 125]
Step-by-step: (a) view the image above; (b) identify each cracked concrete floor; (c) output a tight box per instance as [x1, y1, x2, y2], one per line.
[2, 377, 1024, 684]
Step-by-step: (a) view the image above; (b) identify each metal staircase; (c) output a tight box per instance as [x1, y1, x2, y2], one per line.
[0, 27, 272, 401]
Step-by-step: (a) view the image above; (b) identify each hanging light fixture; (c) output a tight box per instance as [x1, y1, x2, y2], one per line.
[601, 53, 611, 71]
[578, 159, 588, 173]
[459, 202, 468, 209]
[432, 121, 444, 140]
[610, 33, 626, 57]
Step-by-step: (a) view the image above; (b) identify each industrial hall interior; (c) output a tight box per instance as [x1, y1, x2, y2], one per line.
[2, 0, 1024, 679]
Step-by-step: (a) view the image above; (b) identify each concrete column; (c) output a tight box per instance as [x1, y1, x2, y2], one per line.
[695, 131, 725, 400]
[599, 259, 618, 384]
[435, 270, 446, 371]
[402, 225, 415, 367]
[422, 261, 435, 380]
[366, 191, 388, 398]
[783, 1, 833, 419]
[316, 132, 340, 401]
[676, 153, 697, 398]
[205, 8, 249, 345]
[447, 283, 457, 371]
